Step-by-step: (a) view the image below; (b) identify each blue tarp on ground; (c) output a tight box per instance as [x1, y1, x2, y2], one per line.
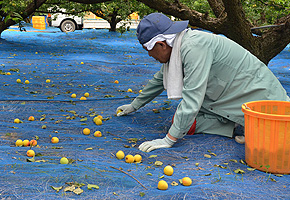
[0, 24, 290, 199]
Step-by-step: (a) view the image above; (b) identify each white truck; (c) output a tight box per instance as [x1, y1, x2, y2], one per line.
[48, 12, 139, 32]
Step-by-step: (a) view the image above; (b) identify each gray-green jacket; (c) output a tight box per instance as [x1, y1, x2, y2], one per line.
[131, 29, 289, 139]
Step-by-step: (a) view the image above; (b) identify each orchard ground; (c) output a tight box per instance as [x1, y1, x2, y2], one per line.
[0, 23, 290, 199]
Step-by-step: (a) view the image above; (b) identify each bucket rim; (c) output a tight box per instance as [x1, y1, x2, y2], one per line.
[242, 100, 290, 121]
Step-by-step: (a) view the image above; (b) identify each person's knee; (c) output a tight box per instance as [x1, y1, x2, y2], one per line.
[195, 113, 235, 137]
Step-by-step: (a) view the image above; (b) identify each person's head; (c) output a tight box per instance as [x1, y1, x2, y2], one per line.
[137, 13, 188, 63]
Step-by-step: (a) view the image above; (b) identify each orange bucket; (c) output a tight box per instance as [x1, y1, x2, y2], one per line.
[242, 100, 290, 174]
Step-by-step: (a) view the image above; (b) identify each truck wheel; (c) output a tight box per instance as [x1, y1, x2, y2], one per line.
[60, 20, 76, 32]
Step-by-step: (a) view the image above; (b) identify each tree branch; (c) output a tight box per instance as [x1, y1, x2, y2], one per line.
[138, 0, 226, 33]
[68, 0, 112, 3]
[260, 14, 290, 62]
[207, 0, 226, 18]
[110, 166, 147, 190]
[257, 0, 286, 10]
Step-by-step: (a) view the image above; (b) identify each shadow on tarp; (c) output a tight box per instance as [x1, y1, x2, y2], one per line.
[0, 25, 289, 199]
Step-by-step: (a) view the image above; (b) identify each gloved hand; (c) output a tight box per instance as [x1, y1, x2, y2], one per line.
[116, 104, 136, 116]
[139, 135, 176, 152]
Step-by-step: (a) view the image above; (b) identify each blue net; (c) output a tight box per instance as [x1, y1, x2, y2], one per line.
[0, 24, 290, 199]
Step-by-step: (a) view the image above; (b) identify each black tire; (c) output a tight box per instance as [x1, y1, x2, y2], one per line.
[60, 20, 76, 32]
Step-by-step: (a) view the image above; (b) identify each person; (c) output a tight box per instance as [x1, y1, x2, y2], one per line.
[116, 13, 290, 152]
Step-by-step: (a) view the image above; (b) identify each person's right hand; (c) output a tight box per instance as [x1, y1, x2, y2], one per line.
[116, 104, 136, 116]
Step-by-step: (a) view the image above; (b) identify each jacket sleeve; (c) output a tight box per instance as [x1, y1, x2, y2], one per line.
[131, 65, 165, 110]
[168, 39, 214, 139]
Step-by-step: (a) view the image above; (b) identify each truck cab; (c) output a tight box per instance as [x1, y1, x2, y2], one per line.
[48, 11, 139, 32]
[49, 12, 83, 32]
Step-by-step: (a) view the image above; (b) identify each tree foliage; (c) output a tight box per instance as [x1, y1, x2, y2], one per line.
[178, 0, 290, 28]
[242, 0, 290, 27]
[36, 0, 154, 32]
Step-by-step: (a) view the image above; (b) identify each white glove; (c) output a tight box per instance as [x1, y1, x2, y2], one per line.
[139, 135, 176, 152]
[116, 104, 136, 116]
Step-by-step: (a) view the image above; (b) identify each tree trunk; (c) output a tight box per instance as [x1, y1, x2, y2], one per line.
[92, 9, 121, 32]
[108, 11, 122, 32]
[109, 21, 117, 32]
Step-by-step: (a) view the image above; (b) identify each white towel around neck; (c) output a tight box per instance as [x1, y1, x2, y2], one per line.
[163, 30, 186, 100]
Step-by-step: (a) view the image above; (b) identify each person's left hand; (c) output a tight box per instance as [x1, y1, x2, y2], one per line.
[139, 135, 176, 152]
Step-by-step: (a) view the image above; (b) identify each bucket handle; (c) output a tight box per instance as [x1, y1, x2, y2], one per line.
[243, 103, 251, 110]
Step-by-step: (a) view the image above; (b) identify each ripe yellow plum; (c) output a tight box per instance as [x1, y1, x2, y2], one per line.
[182, 177, 192, 186]
[116, 150, 125, 159]
[157, 180, 168, 190]
[60, 157, 69, 164]
[164, 165, 174, 176]
[23, 140, 30, 147]
[125, 155, 134, 163]
[15, 139, 23, 147]
[51, 137, 59, 144]
[27, 150, 35, 157]
[83, 128, 90, 135]
[94, 131, 102, 137]
[134, 154, 142, 162]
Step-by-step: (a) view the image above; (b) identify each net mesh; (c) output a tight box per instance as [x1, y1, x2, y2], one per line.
[0, 24, 289, 199]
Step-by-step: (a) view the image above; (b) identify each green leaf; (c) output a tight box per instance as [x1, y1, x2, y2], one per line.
[80, 117, 87, 122]
[73, 187, 83, 195]
[26, 157, 35, 162]
[274, 174, 283, 177]
[270, 178, 277, 182]
[35, 159, 47, 163]
[240, 159, 246, 165]
[51, 147, 63, 149]
[139, 192, 145, 197]
[87, 184, 99, 190]
[51, 186, 63, 192]
[154, 161, 163, 166]
[64, 185, 75, 192]
[204, 154, 211, 158]
[113, 192, 118, 196]
[128, 138, 138, 143]
[234, 169, 245, 174]
[152, 109, 160, 113]
[214, 165, 227, 169]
